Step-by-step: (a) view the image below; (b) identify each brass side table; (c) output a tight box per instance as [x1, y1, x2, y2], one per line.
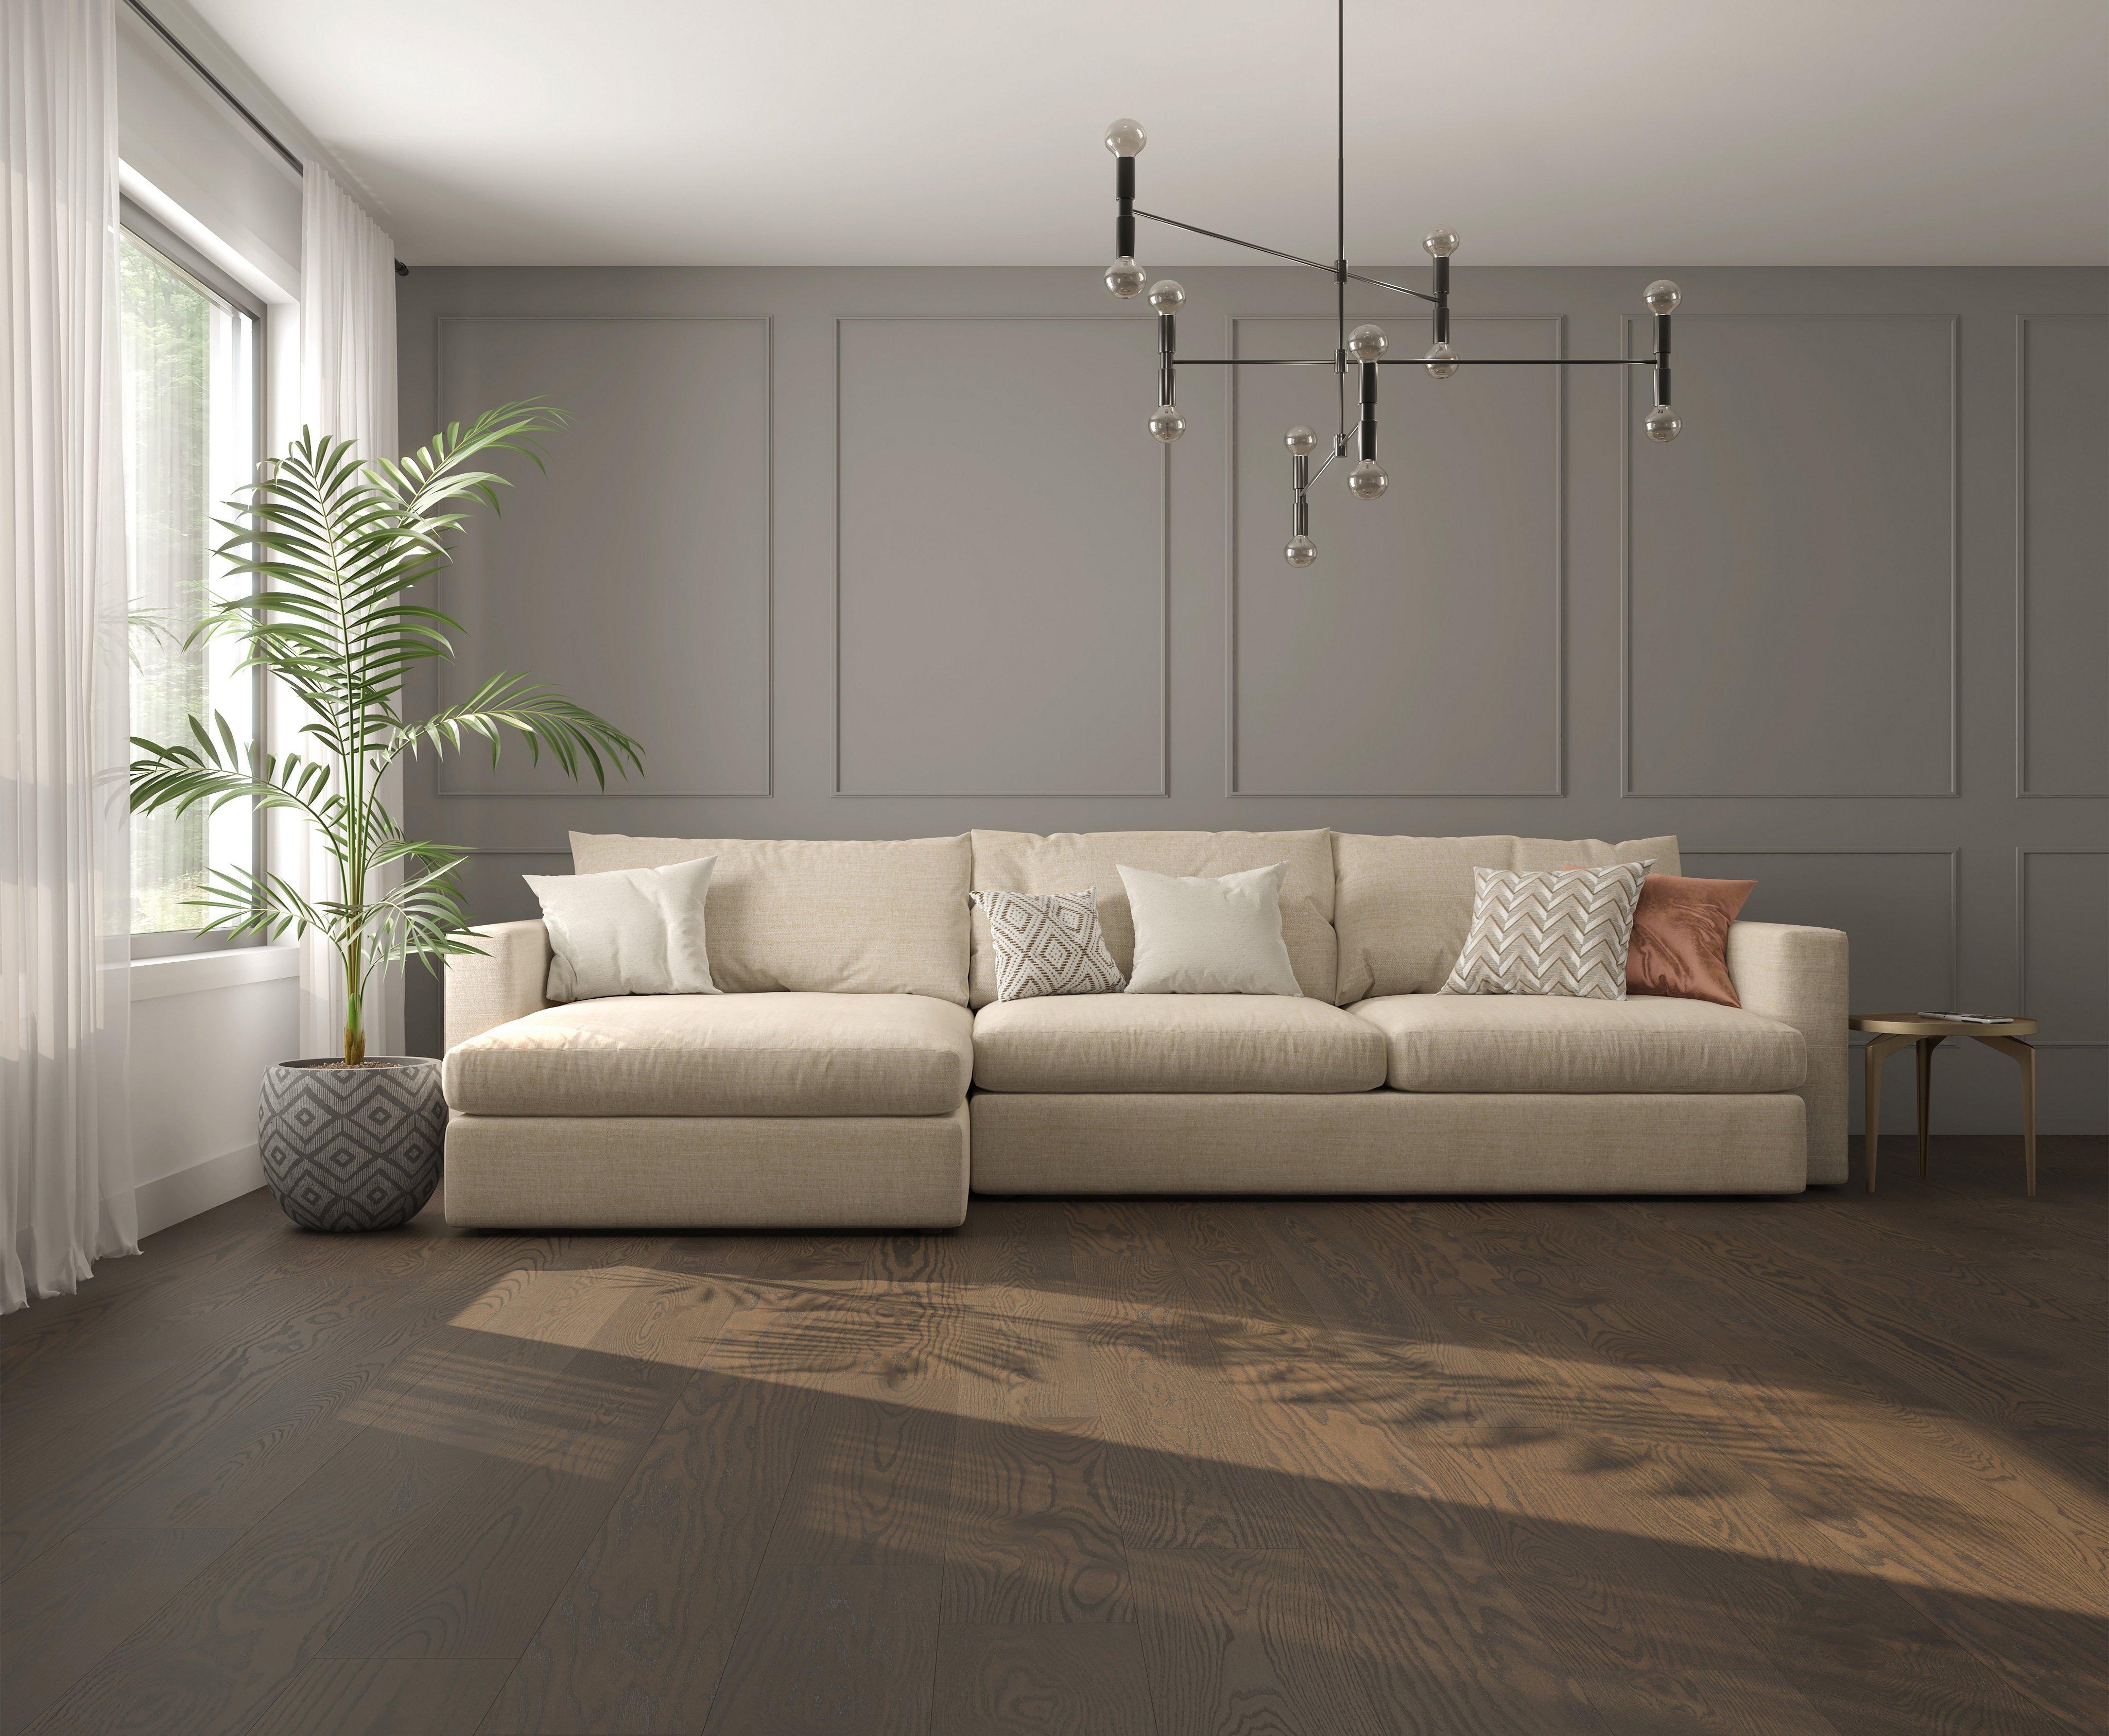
[1850, 1014, 2039, 1196]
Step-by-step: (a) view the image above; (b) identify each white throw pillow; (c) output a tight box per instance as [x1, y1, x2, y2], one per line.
[523, 855, 719, 1002]
[1440, 861, 1653, 1000]
[1118, 861, 1303, 996]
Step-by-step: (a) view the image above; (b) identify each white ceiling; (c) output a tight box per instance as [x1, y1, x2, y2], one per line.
[191, 0, 2109, 267]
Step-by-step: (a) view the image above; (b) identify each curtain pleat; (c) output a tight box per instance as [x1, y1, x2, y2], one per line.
[2, 0, 140, 1312]
[291, 166, 400, 1062]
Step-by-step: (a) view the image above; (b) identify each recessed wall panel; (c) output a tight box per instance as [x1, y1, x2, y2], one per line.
[1626, 318, 1955, 796]
[2020, 852, 2108, 1040]
[455, 849, 569, 929]
[835, 317, 1166, 796]
[1232, 316, 1561, 795]
[1682, 848, 1956, 1014]
[2018, 318, 2109, 795]
[435, 316, 771, 796]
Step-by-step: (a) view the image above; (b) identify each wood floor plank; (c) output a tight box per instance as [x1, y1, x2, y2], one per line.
[481, 1234, 873, 1734]
[1067, 1199, 1402, 1736]
[932, 1622, 1154, 1735]
[1612, 1194, 2106, 1486]
[241, 1657, 516, 1735]
[72, 1229, 555, 1537]
[4, 1141, 2100, 1736]
[940, 1414, 1131, 1625]
[0, 1526, 239, 1731]
[1157, 1201, 1617, 1735]
[698, 1565, 940, 1736]
[1320, 1199, 2101, 1734]
[24, 1430, 486, 1735]
[480, 1367, 822, 1735]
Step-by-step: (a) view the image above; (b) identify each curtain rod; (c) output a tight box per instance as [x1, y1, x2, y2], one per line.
[120, 0, 409, 274]
[122, 0, 302, 175]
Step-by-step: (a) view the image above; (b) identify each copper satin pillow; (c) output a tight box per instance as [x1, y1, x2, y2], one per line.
[1627, 875, 1756, 1005]
[1561, 869, 1755, 1005]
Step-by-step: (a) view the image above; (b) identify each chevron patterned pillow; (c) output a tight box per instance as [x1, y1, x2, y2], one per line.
[1441, 861, 1655, 999]
[973, 888, 1126, 1001]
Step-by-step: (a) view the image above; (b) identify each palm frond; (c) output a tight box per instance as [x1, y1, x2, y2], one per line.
[127, 402, 639, 1060]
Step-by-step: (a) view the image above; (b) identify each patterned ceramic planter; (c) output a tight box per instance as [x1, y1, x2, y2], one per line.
[258, 1057, 446, 1231]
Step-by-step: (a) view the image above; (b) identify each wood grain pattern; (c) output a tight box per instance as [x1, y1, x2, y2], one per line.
[932, 1622, 1154, 1734]
[4, 1136, 2101, 1736]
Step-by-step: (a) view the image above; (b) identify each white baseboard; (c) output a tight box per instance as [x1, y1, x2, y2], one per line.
[135, 1143, 267, 1239]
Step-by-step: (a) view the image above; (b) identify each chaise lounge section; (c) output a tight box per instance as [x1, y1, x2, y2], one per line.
[439, 828, 1848, 1227]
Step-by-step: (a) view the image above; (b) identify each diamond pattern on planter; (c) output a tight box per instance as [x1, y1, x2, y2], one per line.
[258, 1058, 446, 1231]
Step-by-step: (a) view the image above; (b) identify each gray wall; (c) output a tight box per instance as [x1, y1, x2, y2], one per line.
[396, 266, 2107, 1133]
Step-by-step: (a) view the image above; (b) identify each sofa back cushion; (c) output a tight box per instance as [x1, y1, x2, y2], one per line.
[1333, 834, 1679, 1003]
[971, 830, 1336, 1006]
[568, 834, 972, 1005]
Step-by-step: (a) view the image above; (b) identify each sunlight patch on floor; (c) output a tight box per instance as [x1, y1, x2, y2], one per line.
[425, 1263, 2109, 1610]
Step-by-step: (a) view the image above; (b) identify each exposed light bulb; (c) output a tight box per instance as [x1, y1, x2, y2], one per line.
[1147, 279, 1185, 313]
[1644, 404, 1682, 443]
[1149, 403, 1186, 443]
[1424, 228, 1460, 258]
[1348, 458, 1389, 499]
[1283, 425, 1317, 456]
[1644, 279, 1681, 316]
[1284, 535, 1317, 568]
[1104, 257, 1146, 299]
[1105, 118, 1147, 158]
[1424, 341, 1459, 379]
[1346, 323, 1388, 363]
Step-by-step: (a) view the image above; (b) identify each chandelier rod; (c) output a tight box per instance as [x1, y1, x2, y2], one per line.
[1133, 210, 1439, 305]
[1168, 356, 1664, 368]
[1131, 209, 1334, 274]
[1336, 0, 1346, 445]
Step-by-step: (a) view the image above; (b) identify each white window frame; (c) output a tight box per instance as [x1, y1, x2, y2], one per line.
[120, 196, 272, 961]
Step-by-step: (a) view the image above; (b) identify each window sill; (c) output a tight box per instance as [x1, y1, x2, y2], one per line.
[130, 945, 301, 1002]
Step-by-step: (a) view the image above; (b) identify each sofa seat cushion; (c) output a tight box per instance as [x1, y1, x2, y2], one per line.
[443, 993, 973, 1118]
[1350, 993, 1806, 1093]
[973, 994, 1387, 1094]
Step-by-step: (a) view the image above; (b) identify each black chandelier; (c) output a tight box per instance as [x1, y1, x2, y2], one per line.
[1101, 0, 1683, 568]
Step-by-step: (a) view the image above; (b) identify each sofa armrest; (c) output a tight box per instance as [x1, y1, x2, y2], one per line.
[1727, 922, 1849, 1185]
[445, 921, 552, 1050]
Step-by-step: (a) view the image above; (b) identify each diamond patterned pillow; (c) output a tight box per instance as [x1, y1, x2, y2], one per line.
[1441, 861, 1654, 1000]
[972, 888, 1125, 1001]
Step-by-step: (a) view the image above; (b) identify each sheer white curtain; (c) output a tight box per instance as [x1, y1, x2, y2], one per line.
[289, 165, 400, 1060]
[2, 0, 140, 1311]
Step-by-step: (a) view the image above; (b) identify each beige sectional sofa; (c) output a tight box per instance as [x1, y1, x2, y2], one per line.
[440, 829, 1848, 1228]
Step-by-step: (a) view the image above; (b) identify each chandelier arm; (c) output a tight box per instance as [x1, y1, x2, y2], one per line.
[1341, 271, 1439, 304]
[1372, 355, 1663, 367]
[1167, 356, 1663, 367]
[1132, 209, 1336, 274]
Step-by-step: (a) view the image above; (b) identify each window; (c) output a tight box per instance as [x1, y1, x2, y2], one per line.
[118, 205, 266, 954]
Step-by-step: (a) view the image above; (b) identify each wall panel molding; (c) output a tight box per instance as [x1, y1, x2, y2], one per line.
[832, 315, 1169, 798]
[2015, 848, 2109, 1048]
[1682, 846, 1960, 1028]
[432, 314, 774, 800]
[1621, 315, 1959, 800]
[1227, 313, 1565, 798]
[2014, 315, 2109, 798]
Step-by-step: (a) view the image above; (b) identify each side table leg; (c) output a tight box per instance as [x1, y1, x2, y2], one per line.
[1973, 1035, 2038, 1199]
[1864, 1040, 1882, 1193]
[2024, 1043, 2037, 1197]
[1915, 1035, 1944, 1176]
[1861, 1035, 1912, 1195]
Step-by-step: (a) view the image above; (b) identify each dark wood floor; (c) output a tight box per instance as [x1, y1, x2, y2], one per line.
[3, 1135, 2103, 1736]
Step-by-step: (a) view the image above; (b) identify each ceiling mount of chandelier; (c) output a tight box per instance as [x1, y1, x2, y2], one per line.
[1099, 2, 1684, 569]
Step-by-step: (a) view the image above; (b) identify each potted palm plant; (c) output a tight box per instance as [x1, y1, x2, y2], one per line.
[129, 402, 641, 1230]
